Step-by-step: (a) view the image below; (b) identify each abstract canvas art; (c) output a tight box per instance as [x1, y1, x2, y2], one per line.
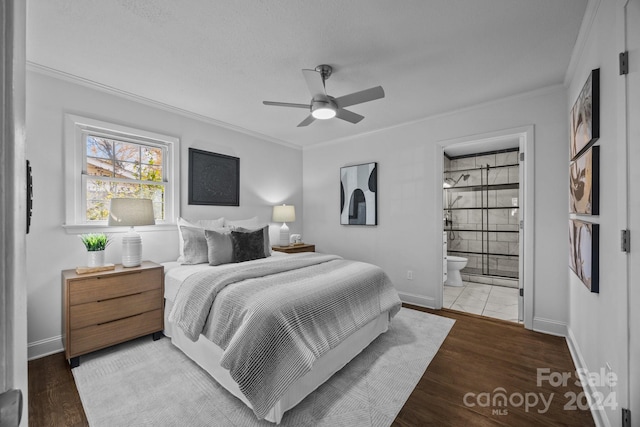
[569, 69, 599, 160]
[188, 148, 239, 206]
[570, 145, 599, 215]
[569, 219, 599, 293]
[340, 162, 377, 225]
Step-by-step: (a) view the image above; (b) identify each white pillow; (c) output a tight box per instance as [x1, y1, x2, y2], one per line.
[177, 217, 198, 262]
[225, 217, 258, 228]
[177, 216, 224, 262]
[196, 218, 225, 229]
[179, 226, 209, 265]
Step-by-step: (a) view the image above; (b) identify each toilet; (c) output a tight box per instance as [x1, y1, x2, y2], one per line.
[445, 256, 468, 286]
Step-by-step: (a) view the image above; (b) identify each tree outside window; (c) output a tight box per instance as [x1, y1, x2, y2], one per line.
[84, 135, 166, 221]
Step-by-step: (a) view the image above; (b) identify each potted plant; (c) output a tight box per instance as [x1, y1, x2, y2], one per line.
[79, 233, 110, 267]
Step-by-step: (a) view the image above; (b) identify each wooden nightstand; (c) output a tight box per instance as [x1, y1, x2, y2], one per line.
[61, 261, 164, 368]
[272, 243, 315, 254]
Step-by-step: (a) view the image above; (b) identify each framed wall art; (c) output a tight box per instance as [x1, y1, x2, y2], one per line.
[340, 162, 377, 225]
[570, 145, 599, 215]
[188, 148, 239, 206]
[569, 219, 599, 293]
[569, 68, 599, 160]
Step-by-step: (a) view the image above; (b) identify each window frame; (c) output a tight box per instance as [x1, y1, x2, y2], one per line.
[64, 114, 179, 233]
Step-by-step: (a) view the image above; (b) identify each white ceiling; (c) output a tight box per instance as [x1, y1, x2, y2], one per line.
[26, 0, 588, 148]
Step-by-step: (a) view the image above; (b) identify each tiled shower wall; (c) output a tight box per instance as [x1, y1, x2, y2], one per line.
[445, 150, 520, 280]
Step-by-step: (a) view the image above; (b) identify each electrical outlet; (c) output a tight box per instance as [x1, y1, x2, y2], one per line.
[407, 270, 413, 280]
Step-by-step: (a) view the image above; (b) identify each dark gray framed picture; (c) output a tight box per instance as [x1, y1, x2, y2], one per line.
[188, 148, 239, 206]
[570, 68, 599, 160]
[570, 145, 599, 215]
[569, 219, 599, 293]
[340, 162, 377, 225]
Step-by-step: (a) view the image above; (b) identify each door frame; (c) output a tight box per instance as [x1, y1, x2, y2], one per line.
[622, 0, 638, 419]
[1, 0, 28, 423]
[436, 125, 534, 329]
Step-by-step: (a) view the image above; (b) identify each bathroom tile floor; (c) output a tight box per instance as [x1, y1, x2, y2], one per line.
[443, 282, 520, 323]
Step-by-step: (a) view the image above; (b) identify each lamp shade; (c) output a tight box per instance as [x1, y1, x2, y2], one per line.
[272, 204, 295, 223]
[108, 198, 155, 268]
[108, 198, 156, 227]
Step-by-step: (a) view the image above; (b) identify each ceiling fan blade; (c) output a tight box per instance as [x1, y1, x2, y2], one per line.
[297, 115, 316, 127]
[334, 86, 385, 108]
[263, 101, 310, 109]
[336, 108, 364, 124]
[302, 69, 327, 100]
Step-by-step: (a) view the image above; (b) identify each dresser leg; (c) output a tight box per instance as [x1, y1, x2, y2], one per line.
[152, 331, 163, 341]
[69, 357, 80, 368]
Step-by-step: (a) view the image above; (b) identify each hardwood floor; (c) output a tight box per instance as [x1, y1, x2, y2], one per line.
[28, 349, 88, 426]
[393, 305, 595, 426]
[28, 305, 594, 426]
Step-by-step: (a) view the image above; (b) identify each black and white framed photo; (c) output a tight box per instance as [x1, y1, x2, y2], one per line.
[570, 145, 599, 215]
[569, 219, 599, 293]
[570, 68, 600, 160]
[340, 162, 377, 225]
[188, 148, 239, 206]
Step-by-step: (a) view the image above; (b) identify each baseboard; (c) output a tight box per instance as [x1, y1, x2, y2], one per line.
[532, 316, 567, 337]
[28, 335, 64, 360]
[565, 327, 610, 427]
[398, 292, 436, 309]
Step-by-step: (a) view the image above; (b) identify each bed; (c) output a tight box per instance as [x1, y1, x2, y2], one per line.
[162, 251, 401, 424]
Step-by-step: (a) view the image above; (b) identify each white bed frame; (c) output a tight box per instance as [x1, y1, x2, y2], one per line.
[164, 300, 390, 424]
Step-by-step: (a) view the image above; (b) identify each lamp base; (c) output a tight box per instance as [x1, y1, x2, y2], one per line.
[122, 228, 142, 267]
[279, 223, 290, 247]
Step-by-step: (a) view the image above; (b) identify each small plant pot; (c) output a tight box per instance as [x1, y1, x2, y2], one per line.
[87, 250, 105, 268]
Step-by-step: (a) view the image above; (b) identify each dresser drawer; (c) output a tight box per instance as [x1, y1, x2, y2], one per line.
[69, 309, 163, 357]
[69, 268, 162, 305]
[69, 288, 163, 330]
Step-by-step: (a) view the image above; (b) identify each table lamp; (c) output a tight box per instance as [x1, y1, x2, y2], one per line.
[272, 204, 295, 247]
[108, 198, 155, 267]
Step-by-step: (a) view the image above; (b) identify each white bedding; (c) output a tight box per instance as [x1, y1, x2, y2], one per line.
[163, 252, 287, 302]
[160, 253, 400, 423]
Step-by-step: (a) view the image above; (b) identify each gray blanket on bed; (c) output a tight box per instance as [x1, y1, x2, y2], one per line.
[168, 253, 401, 419]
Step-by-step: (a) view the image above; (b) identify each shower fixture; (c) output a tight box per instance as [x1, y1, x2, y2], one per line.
[445, 194, 464, 240]
[448, 195, 463, 209]
[443, 173, 470, 188]
[443, 174, 470, 241]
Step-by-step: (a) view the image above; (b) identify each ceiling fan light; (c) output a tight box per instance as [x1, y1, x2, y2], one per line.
[311, 101, 337, 120]
[312, 108, 336, 119]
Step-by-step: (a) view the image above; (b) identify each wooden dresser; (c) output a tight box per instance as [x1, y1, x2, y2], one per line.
[61, 261, 164, 367]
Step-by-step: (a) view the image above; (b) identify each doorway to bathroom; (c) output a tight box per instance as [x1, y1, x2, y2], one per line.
[438, 127, 533, 328]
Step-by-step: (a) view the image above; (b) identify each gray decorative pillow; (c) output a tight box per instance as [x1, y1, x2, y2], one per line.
[179, 226, 209, 265]
[204, 228, 234, 266]
[235, 225, 271, 257]
[231, 228, 266, 263]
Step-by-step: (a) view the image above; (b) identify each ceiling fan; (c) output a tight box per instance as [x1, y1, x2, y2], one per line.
[263, 64, 385, 127]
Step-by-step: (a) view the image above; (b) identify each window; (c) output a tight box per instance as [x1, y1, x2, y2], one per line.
[64, 115, 178, 229]
[84, 135, 165, 221]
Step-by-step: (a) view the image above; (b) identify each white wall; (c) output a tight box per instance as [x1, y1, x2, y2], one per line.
[303, 86, 569, 332]
[26, 69, 303, 359]
[566, 1, 629, 425]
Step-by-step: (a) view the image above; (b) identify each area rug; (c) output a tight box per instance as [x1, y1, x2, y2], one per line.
[73, 308, 454, 426]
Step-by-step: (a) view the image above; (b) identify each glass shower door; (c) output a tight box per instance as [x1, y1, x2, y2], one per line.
[481, 165, 520, 279]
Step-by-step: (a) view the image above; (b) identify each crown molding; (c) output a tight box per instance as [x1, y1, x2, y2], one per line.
[26, 61, 301, 151]
[304, 83, 565, 151]
[564, 0, 601, 86]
